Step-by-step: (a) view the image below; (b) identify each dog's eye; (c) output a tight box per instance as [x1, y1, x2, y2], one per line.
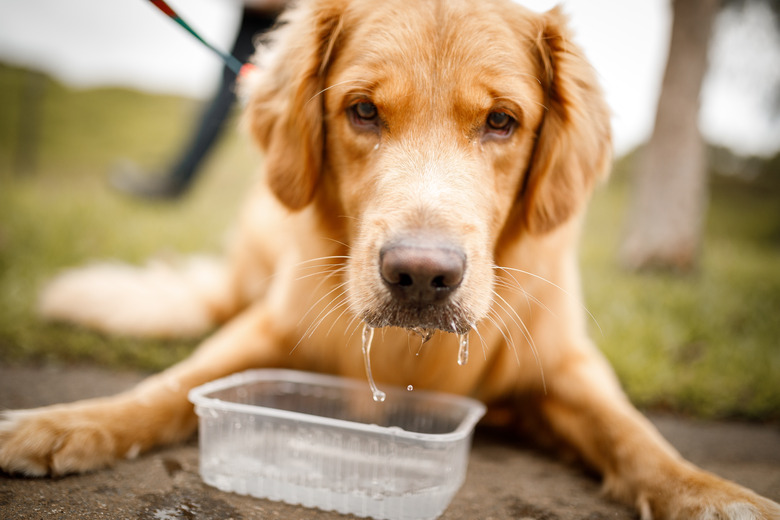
[485, 111, 515, 137]
[349, 101, 380, 130]
[354, 101, 377, 120]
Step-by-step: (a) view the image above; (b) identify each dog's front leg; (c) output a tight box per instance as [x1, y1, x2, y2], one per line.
[539, 349, 780, 520]
[0, 303, 286, 477]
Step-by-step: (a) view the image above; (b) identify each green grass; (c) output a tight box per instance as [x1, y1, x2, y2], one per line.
[0, 63, 255, 370]
[1, 63, 778, 420]
[581, 158, 780, 420]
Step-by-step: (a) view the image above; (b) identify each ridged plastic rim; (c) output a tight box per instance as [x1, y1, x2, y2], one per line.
[188, 369, 486, 443]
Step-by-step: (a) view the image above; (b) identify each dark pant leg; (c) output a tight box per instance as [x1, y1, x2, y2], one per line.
[164, 10, 279, 191]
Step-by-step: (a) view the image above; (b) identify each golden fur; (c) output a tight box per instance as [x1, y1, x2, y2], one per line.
[2, 1, 778, 518]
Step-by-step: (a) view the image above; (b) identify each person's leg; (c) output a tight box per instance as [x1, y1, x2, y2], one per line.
[111, 9, 280, 199]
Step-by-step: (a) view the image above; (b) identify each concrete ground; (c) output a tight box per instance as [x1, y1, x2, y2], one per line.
[1, 364, 779, 520]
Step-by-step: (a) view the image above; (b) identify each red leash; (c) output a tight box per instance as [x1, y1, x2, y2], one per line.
[148, 0, 255, 77]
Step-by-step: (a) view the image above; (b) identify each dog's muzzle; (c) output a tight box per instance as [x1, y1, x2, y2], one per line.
[357, 234, 472, 333]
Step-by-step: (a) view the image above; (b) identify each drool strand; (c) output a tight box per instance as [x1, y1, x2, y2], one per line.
[410, 327, 435, 344]
[361, 323, 386, 402]
[457, 332, 469, 366]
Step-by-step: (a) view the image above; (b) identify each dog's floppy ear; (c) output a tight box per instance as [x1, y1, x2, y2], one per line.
[242, 0, 346, 210]
[521, 8, 612, 234]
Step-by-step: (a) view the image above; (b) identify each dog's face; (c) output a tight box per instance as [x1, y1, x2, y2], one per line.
[244, 0, 611, 335]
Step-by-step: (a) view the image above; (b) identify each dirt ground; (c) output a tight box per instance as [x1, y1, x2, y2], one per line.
[1, 364, 778, 520]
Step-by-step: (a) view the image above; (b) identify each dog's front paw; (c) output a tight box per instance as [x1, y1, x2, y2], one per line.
[0, 407, 120, 476]
[631, 468, 780, 520]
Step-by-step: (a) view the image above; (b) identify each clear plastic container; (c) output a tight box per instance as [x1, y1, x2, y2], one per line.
[188, 369, 486, 520]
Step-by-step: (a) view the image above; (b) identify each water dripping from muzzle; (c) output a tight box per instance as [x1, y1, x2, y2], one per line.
[361, 323, 470, 402]
[410, 327, 435, 344]
[361, 323, 386, 402]
[457, 332, 469, 366]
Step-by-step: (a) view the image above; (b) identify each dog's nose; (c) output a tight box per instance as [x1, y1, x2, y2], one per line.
[380, 240, 465, 304]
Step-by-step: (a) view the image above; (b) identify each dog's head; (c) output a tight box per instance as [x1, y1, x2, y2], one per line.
[243, 0, 611, 334]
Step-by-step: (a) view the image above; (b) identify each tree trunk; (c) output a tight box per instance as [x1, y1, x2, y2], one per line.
[620, 0, 719, 272]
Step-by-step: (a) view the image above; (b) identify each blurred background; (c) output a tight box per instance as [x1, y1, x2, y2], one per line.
[0, 0, 778, 420]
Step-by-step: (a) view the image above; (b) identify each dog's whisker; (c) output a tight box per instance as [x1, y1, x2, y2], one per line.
[290, 256, 348, 287]
[295, 255, 351, 265]
[491, 295, 529, 367]
[293, 288, 350, 355]
[492, 274, 533, 298]
[487, 302, 527, 372]
[471, 323, 489, 361]
[296, 280, 350, 339]
[491, 286, 539, 350]
[329, 295, 359, 331]
[256, 256, 346, 295]
[492, 291, 525, 337]
[493, 277, 538, 317]
[483, 311, 521, 371]
[343, 308, 362, 335]
[492, 290, 547, 394]
[307, 292, 348, 338]
[483, 311, 514, 359]
[295, 272, 350, 343]
[293, 263, 347, 275]
[289, 333, 306, 356]
[492, 264, 564, 293]
[296, 274, 346, 319]
[290, 256, 349, 275]
[320, 237, 353, 251]
[345, 315, 364, 347]
[293, 264, 345, 281]
[293, 263, 344, 273]
[493, 269, 554, 316]
[305, 280, 349, 325]
[323, 297, 354, 337]
[488, 305, 520, 365]
[493, 264, 602, 336]
[301, 262, 349, 309]
[293, 262, 347, 274]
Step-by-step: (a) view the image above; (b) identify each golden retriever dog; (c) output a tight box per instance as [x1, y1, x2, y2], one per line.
[2, 0, 778, 518]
